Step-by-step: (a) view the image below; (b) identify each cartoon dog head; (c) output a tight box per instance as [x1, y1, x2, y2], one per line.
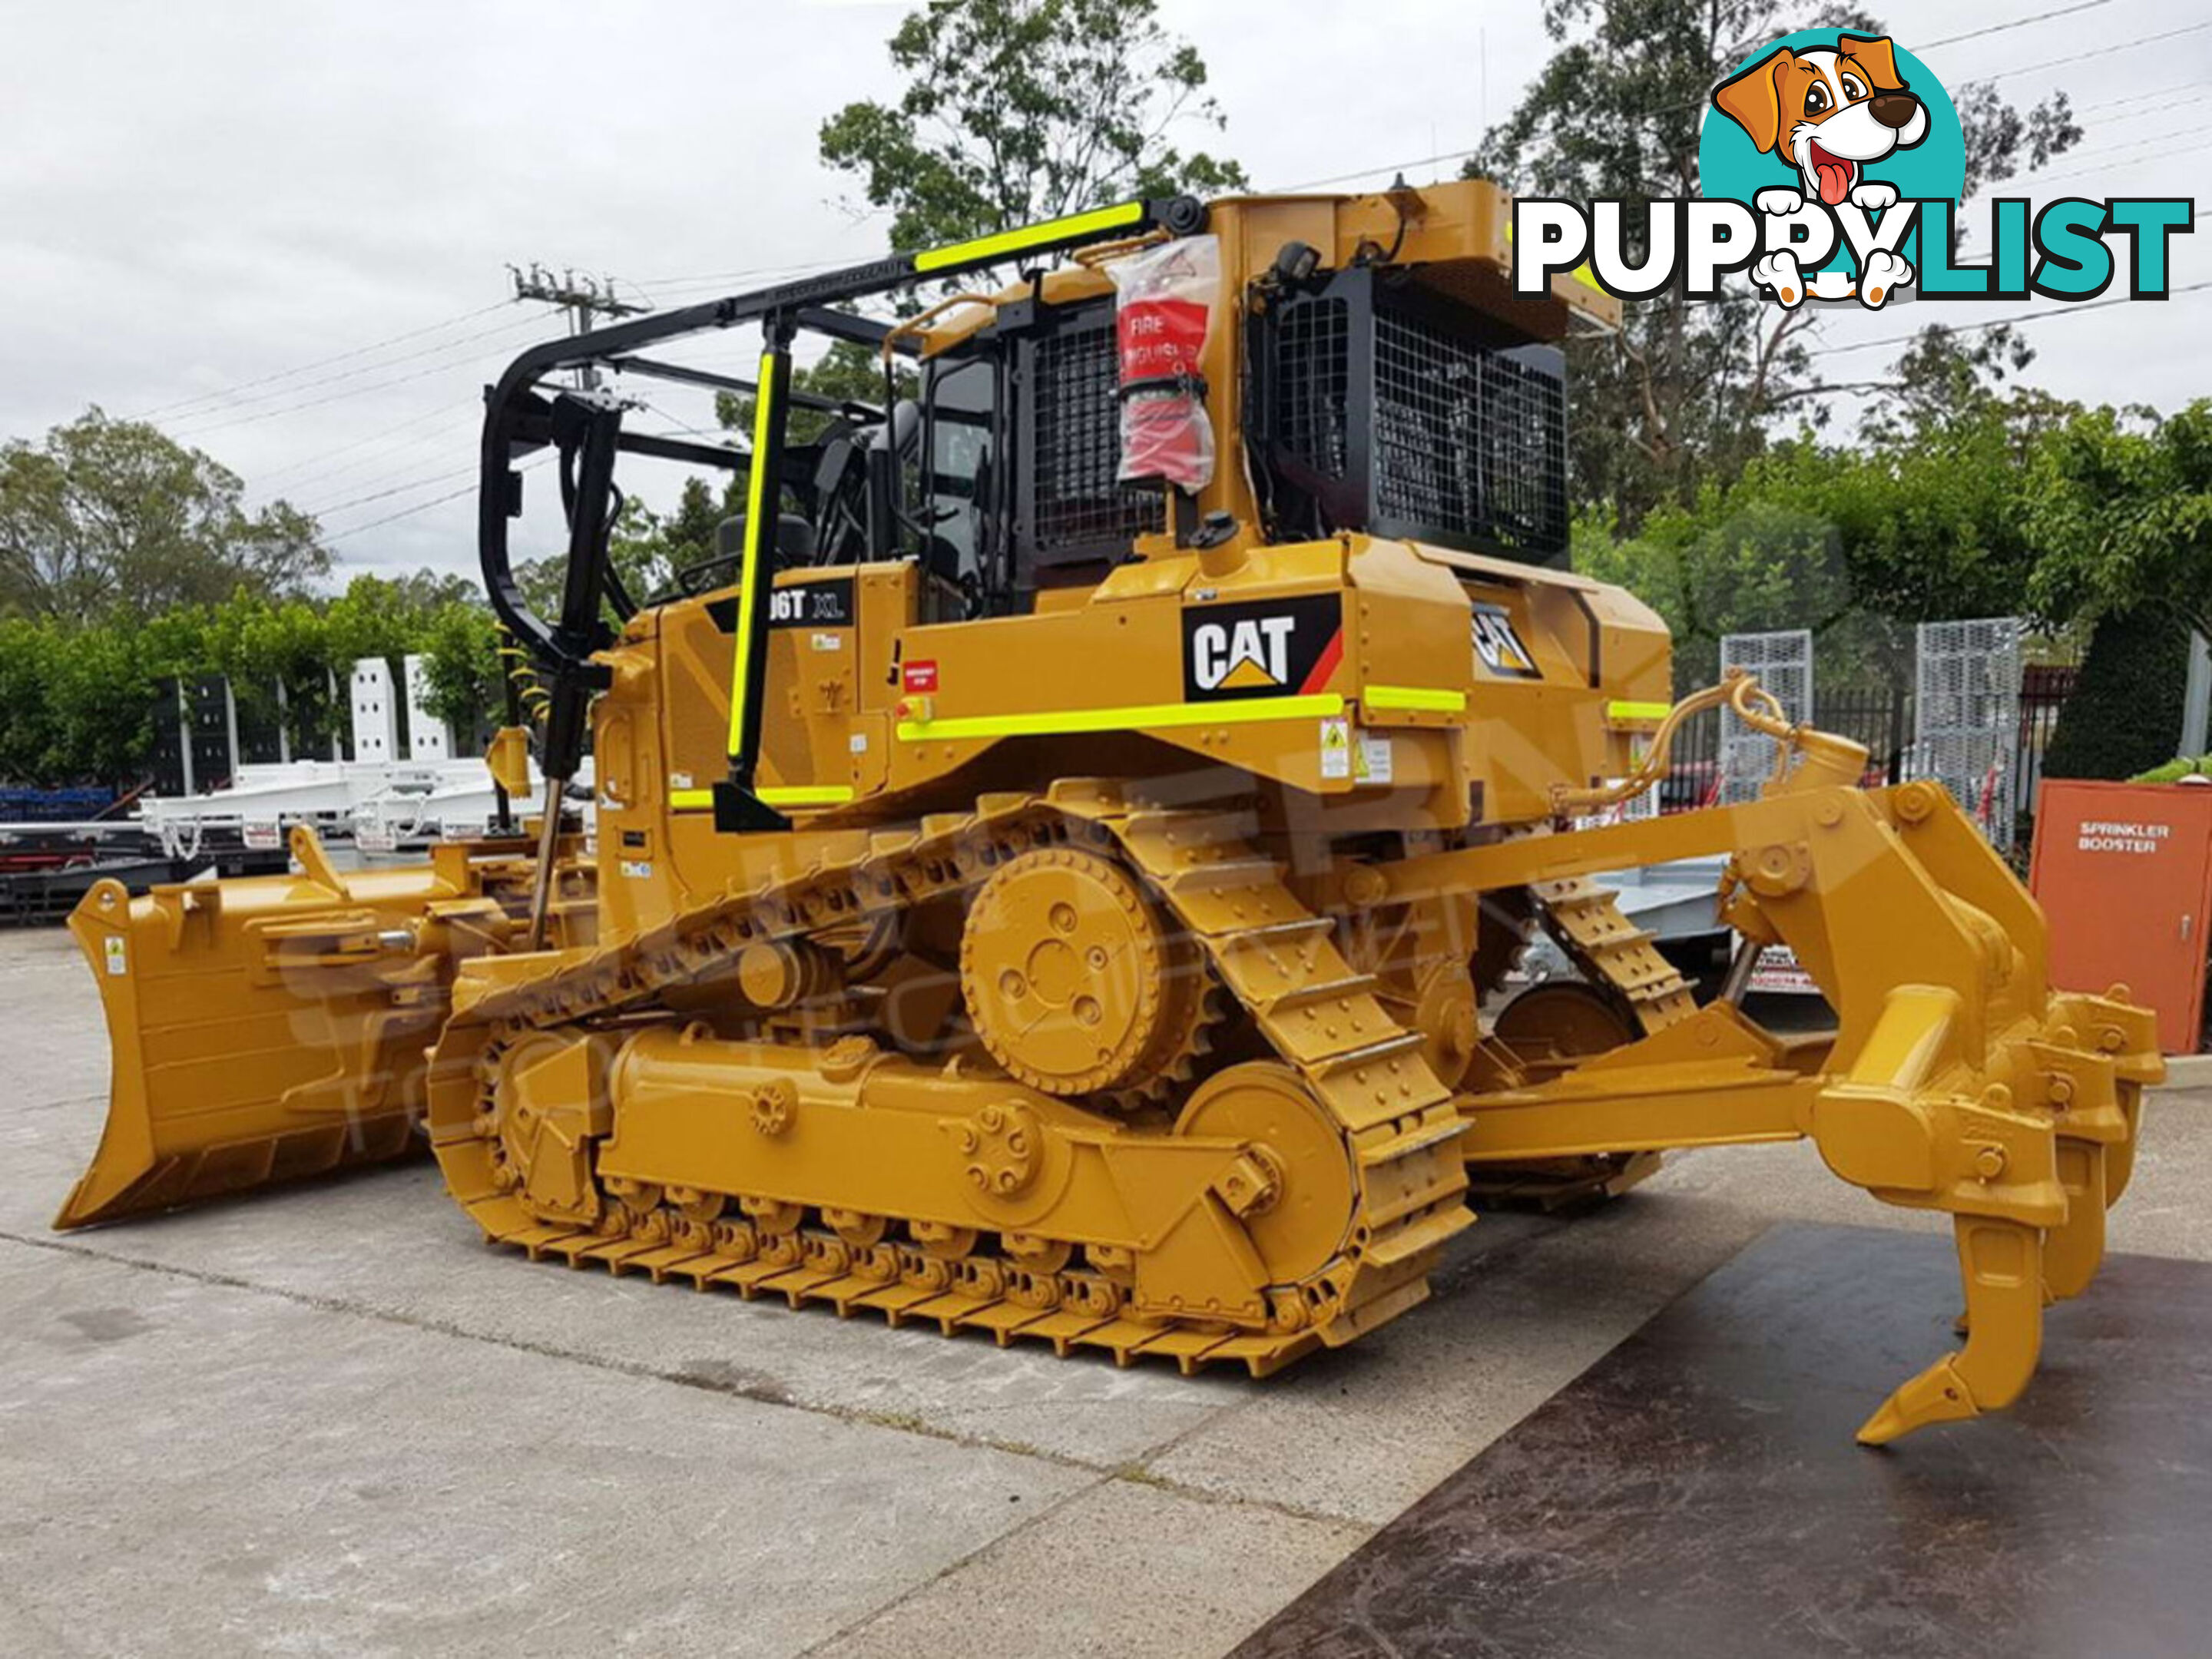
[1711, 35, 1929, 206]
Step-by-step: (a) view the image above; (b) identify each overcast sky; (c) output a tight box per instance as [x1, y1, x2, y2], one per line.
[4, 0, 2206, 588]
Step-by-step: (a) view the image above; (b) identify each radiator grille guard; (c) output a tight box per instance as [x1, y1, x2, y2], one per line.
[1260, 268, 1569, 564]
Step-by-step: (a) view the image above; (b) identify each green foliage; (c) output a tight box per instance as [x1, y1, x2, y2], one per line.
[0, 618, 61, 784]
[0, 412, 500, 782]
[515, 490, 697, 618]
[0, 571, 508, 786]
[415, 601, 505, 737]
[0, 407, 329, 623]
[820, 0, 1247, 256]
[2022, 401, 2212, 636]
[2044, 607, 2192, 783]
[199, 590, 348, 755]
[2132, 757, 2212, 785]
[41, 621, 152, 786]
[636, 477, 732, 590]
[324, 573, 506, 749]
[1576, 365, 2083, 690]
[1575, 495, 1883, 694]
[718, 343, 918, 449]
[1472, 0, 2081, 524]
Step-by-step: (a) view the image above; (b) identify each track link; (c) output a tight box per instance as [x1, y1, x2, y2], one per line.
[482, 1198, 1323, 1376]
[1532, 873, 1697, 1032]
[427, 783, 1472, 1378]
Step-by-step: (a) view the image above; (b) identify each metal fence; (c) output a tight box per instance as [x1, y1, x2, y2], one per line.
[1656, 673, 2071, 831]
[1916, 618, 2026, 851]
[1820, 687, 1913, 786]
[2017, 664, 2078, 815]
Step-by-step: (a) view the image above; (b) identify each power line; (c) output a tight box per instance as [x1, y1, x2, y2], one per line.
[1272, 6, 2186, 195]
[129, 5, 2197, 449]
[627, 214, 892, 296]
[2078, 78, 2212, 114]
[1916, 0, 2111, 51]
[215, 8, 2205, 547]
[167, 357, 478, 438]
[253, 414, 476, 508]
[271, 422, 472, 503]
[127, 301, 510, 423]
[163, 277, 618, 445]
[2031, 134, 2212, 188]
[165, 329, 539, 442]
[217, 285, 623, 502]
[322, 455, 551, 545]
[1995, 127, 2212, 190]
[320, 482, 478, 545]
[630, 254, 852, 294]
[253, 402, 461, 485]
[507, 263, 649, 392]
[298, 462, 478, 521]
[1810, 279, 2211, 356]
[2086, 89, 2212, 128]
[166, 312, 546, 438]
[1982, 19, 2212, 84]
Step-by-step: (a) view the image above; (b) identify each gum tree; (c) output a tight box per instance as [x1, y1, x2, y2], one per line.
[0, 409, 326, 623]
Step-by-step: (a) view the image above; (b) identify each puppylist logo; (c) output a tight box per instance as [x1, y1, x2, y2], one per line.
[1513, 29, 2192, 311]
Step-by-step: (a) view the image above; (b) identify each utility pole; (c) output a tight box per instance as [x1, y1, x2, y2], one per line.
[506, 263, 650, 390]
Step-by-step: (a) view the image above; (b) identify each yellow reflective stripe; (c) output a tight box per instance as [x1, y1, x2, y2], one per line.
[669, 784, 856, 813]
[1607, 699, 1672, 722]
[761, 785, 855, 807]
[1366, 684, 1467, 713]
[725, 350, 780, 757]
[898, 693, 1343, 743]
[912, 200, 1146, 273]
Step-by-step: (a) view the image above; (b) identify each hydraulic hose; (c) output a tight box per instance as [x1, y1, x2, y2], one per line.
[1551, 670, 1792, 816]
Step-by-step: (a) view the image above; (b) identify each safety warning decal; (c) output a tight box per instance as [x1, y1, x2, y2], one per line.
[1320, 716, 1352, 779]
[1355, 733, 1393, 786]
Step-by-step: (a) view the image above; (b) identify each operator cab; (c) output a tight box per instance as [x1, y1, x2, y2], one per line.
[660, 236, 1576, 627]
[897, 260, 1578, 608]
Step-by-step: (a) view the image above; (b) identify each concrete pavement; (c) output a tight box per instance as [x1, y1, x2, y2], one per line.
[2, 923, 2205, 1657]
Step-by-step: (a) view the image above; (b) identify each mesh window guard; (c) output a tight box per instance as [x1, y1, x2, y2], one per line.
[1030, 315, 1162, 555]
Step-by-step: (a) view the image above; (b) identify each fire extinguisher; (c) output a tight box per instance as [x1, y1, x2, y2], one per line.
[1109, 235, 1219, 492]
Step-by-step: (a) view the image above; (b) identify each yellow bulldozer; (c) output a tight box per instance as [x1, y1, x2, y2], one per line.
[58, 183, 2161, 1445]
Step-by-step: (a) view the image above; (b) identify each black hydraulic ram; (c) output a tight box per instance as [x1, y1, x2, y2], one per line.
[476, 196, 1206, 924]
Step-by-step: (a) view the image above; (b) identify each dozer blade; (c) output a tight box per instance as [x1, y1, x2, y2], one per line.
[1386, 777, 2164, 1445]
[55, 839, 478, 1229]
